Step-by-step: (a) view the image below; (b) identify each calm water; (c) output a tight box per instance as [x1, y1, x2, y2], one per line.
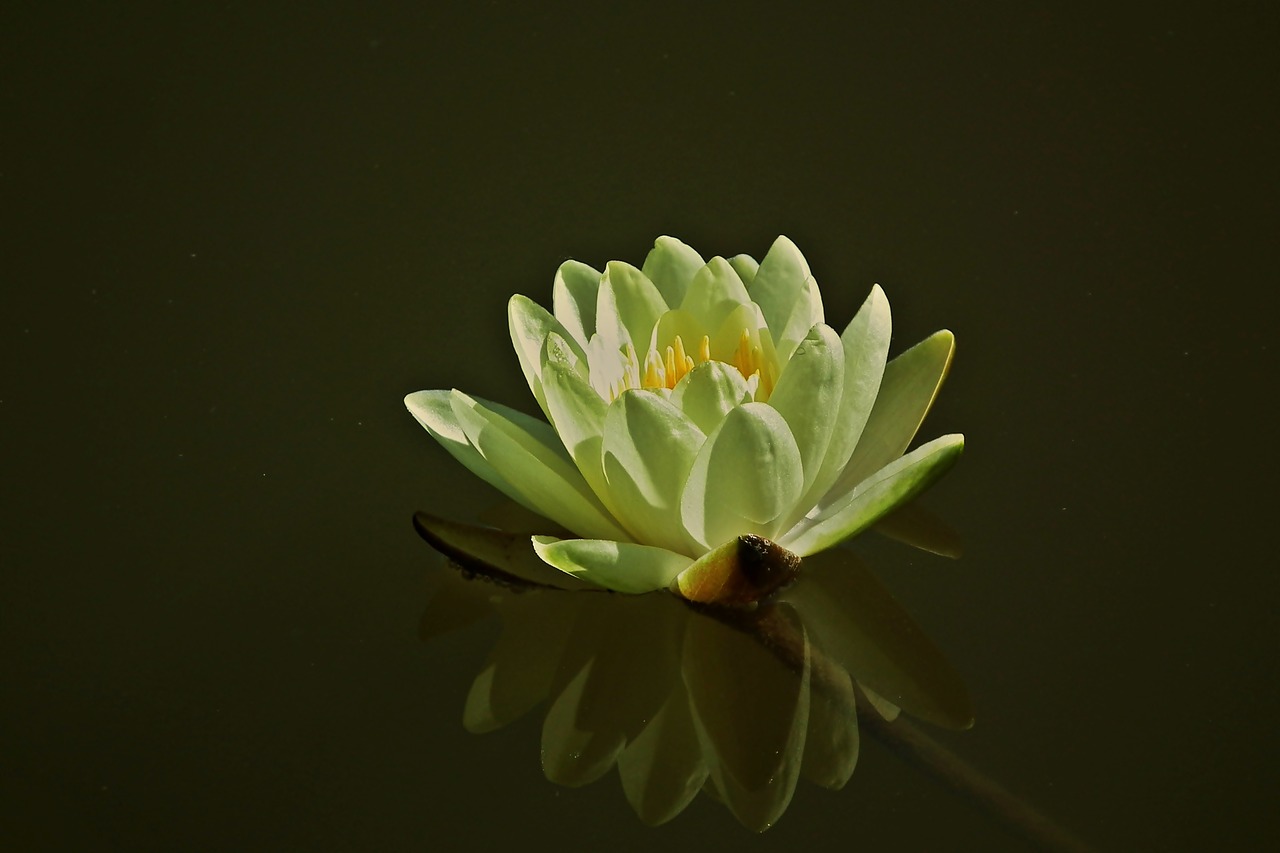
[5, 4, 1276, 850]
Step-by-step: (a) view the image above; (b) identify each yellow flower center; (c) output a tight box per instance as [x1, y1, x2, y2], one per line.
[608, 330, 775, 402]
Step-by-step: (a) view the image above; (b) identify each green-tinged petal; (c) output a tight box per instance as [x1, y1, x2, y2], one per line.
[670, 361, 752, 434]
[641, 236, 704, 308]
[749, 236, 824, 363]
[531, 536, 692, 594]
[824, 329, 955, 508]
[551, 260, 602, 349]
[781, 434, 964, 557]
[768, 323, 844, 499]
[680, 403, 804, 551]
[449, 390, 629, 542]
[727, 253, 759, 286]
[509, 294, 586, 417]
[602, 391, 705, 556]
[406, 390, 532, 513]
[539, 334, 616, 511]
[679, 256, 751, 334]
[792, 286, 891, 519]
[596, 261, 668, 353]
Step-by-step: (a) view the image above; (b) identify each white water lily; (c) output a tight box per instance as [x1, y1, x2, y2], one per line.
[406, 236, 962, 595]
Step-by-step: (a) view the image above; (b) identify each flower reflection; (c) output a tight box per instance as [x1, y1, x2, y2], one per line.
[417, 514, 971, 831]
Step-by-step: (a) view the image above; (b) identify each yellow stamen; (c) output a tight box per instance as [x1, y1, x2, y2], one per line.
[643, 349, 664, 389]
[698, 335, 711, 363]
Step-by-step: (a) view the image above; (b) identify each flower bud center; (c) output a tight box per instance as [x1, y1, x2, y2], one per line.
[608, 330, 776, 402]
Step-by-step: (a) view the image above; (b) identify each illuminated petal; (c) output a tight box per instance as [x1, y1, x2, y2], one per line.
[822, 329, 954, 509]
[768, 323, 843, 500]
[749, 236, 824, 363]
[509, 294, 585, 418]
[596, 261, 668, 353]
[782, 434, 964, 556]
[532, 536, 691, 593]
[670, 361, 751, 434]
[449, 390, 629, 541]
[794, 286, 891, 517]
[680, 403, 804, 550]
[641, 236, 704, 308]
[602, 391, 705, 556]
[540, 334, 619, 518]
[551, 259, 601, 348]
[727, 253, 759, 286]
[679, 256, 751, 334]
[405, 390, 533, 515]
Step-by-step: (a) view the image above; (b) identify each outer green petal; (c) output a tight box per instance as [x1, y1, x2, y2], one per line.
[793, 286, 891, 519]
[670, 361, 751, 434]
[449, 390, 630, 542]
[727, 253, 759, 287]
[602, 390, 705, 556]
[641, 236, 704, 308]
[596, 261, 668, 353]
[781, 434, 964, 557]
[679, 257, 751, 335]
[767, 323, 844, 500]
[552, 260, 602, 349]
[822, 329, 954, 510]
[509, 294, 586, 418]
[531, 536, 692, 594]
[680, 402, 804, 551]
[405, 389, 522, 506]
[749, 236, 824, 363]
[540, 334, 618, 517]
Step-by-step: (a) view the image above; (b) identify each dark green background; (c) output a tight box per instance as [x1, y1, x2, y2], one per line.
[4, 3, 1276, 850]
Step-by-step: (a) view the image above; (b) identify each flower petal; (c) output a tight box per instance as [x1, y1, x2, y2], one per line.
[602, 390, 705, 556]
[648, 308, 705, 355]
[670, 361, 751, 434]
[539, 333, 618, 516]
[596, 261, 668, 353]
[748, 236, 824, 364]
[727, 253, 759, 286]
[449, 390, 629, 541]
[552, 260, 601, 349]
[509, 294, 586, 418]
[680, 402, 804, 551]
[641, 236, 705, 308]
[405, 389, 527, 511]
[821, 329, 954, 510]
[679, 256, 751, 335]
[531, 536, 692, 593]
[793, 286, 892, 518]
[767, 323, 844, 500]
[781, 434, 964, 556]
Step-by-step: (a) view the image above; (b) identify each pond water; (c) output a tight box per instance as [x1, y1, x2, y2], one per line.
[5, 4, 1275, 850]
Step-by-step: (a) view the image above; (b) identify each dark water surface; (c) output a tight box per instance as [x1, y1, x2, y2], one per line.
[5, 3, 1276, 850]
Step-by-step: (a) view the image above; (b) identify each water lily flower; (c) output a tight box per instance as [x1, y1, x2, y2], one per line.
[406, 236, 962, 596]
